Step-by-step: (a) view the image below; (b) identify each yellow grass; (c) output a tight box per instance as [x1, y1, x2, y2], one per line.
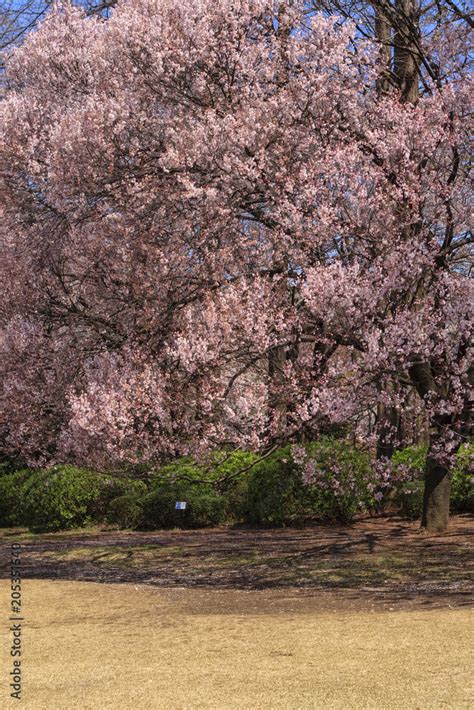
[0, 580, 472, 709]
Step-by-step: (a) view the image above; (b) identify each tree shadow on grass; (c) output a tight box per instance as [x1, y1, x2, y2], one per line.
[0, 516, 472, 610]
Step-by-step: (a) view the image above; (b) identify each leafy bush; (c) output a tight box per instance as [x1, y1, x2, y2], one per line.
[92, 475, 148, 521]
[390, 443, 473, 517]
[241, 447, 305, 526]
[206, 450, 260, 520]
[391, 445, 427, 477]
[392, 480, 424, 519]
[1, 441, 469, 533]
[0, 455, 27, 478]
[388, 444, 426, 519]
[300, 438, 377, 522]
[151, 457, 206, 485]
[0, 469, 33, 526]
[220, 474, 251, 522]
[451, 443, 474, 513]
[21, 466, 103, 532]
[205, 449, 259, 483]
[107, 494, 145, 529]
[0, 465, 149, 531]
[142, 481, 226, 529]
[152, 450, 258, 486]
[149, 450, 258, 525]
[240, 439, 377, 525]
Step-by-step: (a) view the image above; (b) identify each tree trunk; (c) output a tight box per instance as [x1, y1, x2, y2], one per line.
[408, 362, 452, 533]
[374, 3, 392, 94]
[376, 401, 401, 460]
[421, 445, 451, 532]
[394, 0, 420, 103]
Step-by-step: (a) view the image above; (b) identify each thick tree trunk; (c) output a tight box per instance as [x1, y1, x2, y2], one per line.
[374, 3, 392, 94]
[421, 446, 451, 532]
[394, 0, 420, 103]
[409, 362, 452, 533]
[421, 369, 471, 531]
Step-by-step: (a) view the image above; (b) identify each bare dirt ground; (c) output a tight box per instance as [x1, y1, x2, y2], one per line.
[1, 514, 472, 612]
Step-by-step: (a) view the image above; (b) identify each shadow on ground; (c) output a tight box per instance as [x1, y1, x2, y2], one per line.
[1, 515, 472, 611]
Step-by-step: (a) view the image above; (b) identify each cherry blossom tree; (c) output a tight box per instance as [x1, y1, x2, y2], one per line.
[1, 0, 472, 531]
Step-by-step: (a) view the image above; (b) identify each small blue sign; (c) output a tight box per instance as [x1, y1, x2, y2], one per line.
[175, 501, 187, 510]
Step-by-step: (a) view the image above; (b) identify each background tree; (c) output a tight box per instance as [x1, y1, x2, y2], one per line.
[1, 0, 472, 531]
[307, 0, 473, 528]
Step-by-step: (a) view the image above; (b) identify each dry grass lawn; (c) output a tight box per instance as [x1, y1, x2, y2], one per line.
[0, 580, 472, 709]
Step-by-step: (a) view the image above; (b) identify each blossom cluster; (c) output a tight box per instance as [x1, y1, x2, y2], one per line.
[0, 1, 471, 471]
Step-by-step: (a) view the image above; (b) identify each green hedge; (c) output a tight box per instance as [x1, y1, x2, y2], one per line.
[240, 440, 376, 525]
[142, 450, 258, 528]
[0, 465, 150, 532]
[302, 438, 376, 522]
[391, 443, 473, 519]
[150, 450, 258, 487]
[392, 480, 424, 520]
[142, 481, 226, 529]
[90, 475, 147, 521]
[391, 444, 428, 474]
[451, 444, 474, 513]
[0, 441, 471, 532]
[107, 494, 145, 529]
[240, 447, 306, 526]
[0, 469, 33, 526]
[20, 466, 103, 532]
